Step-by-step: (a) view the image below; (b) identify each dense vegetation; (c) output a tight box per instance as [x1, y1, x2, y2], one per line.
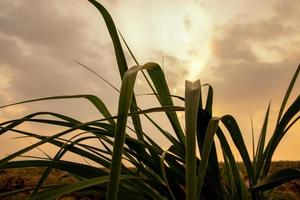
[0, 1, 299, 199]
[1, 162, 300, 199]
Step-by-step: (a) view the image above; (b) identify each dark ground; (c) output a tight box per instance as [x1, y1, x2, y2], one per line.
[0, 161, 299, 199]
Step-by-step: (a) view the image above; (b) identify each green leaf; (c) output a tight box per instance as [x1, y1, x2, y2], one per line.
[106, 65, 140, 200]
[254, 102, 271, 181]
[222, 149, 234, 197]
[0, 160, 106, 178]
[88, 0, 144, 141]
[145, 62, 185, 144]
[87, 0, 128, 78]
[31, 175, 139, 200]
[185, 80, 201, 200]
[204, 84, 213, 115]
[160, 151, 176, 200]
[260, 65, 300, 179]
[196, 109, 222, 199]
[253, 168, 300, 191]
[0, 119, 116, 168]
[276, 64, 300, 125]
[0, 95, 115, 125]
[217, 128, 247, 199]
[262, 95, 300, 178]
[251, 117, 255, 165]
[196, 117, 220, 199]
[221, 115, 254, 185]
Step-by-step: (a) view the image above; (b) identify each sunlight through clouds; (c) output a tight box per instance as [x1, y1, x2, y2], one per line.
[0, 0, 299, 160]
[113, 0, 213, 77]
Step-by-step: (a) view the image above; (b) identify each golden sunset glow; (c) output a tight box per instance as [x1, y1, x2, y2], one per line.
[0, 0, 299, 162]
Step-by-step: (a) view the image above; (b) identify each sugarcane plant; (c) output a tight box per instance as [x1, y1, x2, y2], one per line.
[0, 0, 299, 199]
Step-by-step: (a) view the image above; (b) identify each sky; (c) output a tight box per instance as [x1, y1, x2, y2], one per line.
[0, 0, 299, 161]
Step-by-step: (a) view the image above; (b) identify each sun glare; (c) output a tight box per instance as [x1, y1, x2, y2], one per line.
[114, 0, 213, 81]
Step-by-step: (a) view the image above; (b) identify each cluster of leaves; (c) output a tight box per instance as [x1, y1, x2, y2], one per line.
[0, 1, 299, 199]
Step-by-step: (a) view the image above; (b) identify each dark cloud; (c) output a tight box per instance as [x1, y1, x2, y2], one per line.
[211, 36, 257, 62]
[0, 0, 122, 120]
[0, 0, 126, 157]
[0, 1, 84, 52]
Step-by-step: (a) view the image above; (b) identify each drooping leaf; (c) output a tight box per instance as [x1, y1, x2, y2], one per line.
[145, 62, 185, 145]
[31, 175, 139, 200]
[253, 168, 300, 191]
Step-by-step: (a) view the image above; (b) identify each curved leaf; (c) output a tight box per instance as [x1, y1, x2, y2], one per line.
[253, 168, 300, 191]
[31, 175, 139, 200]
[145, 62, 185, 144]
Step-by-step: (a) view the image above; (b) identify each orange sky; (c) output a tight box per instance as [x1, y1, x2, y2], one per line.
[0, 0, 299, 161]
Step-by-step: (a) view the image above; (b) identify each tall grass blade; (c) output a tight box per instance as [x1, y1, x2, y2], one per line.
[107, 65, 139, 200]
[262, 95, 300, 178]
[254, 102, 271, 181]
[160, 151, 176, 200]
[88, 0, 144, 141]
[222, 150, 234, 195]
[87, 0, 128, 77]
[32, 132, 91, 194]
[261, 65, 300, 178]
[196, 117, 220, 199]
[118, 30, 139, 66]
[185, 80, 201, 200]
[204, 84, 213, 115]
[276, 64, 300, 125]
[146, 62, 185, 144]
[221, 115, 254, 184]
[282, 115, 300, 135]
[217, 129, 247, 199]
[75, 61, 120, 92]
[118, 30, 160, 102]
[197, 85, 222, 199]
[251, 117, 255, 163]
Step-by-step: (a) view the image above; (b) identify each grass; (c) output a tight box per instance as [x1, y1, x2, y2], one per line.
[1, 162, 299, 199]
[0, 0, 299, 199]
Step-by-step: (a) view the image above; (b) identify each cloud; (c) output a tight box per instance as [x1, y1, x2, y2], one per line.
[0, 0, 128, 130]
[196, 0, 300, 159]
[201, 0, 300, 112]
[0, 0, 127, 158]
[273, 0, 299, 19]
[0, 1, 83, 50]
[183, 15, 192, 32]
[0, 0, 299, 160]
